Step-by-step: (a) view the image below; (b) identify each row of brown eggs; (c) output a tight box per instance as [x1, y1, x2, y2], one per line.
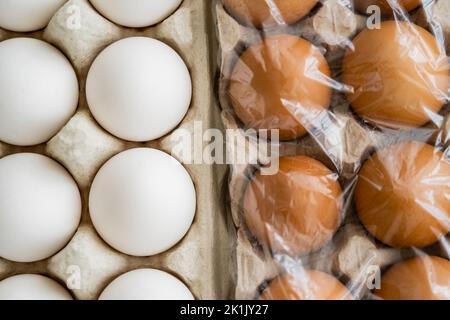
[222, 0, 424, 29]
[226, 8, 449, 139]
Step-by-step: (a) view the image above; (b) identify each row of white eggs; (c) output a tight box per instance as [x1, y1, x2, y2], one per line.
[0, 35, 192, 145]
[0, 0, 184, 32]
[0, 269, 194, 300]
[0, 149, 196, 261]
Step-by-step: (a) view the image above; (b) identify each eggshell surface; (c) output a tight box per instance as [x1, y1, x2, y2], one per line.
[354, 0, 422, 15]
[86, 37, 192, 142]
[222, 0, 318, 28]
[99, 269, 194, 300]
[243, 156, 342, 256]
[0, 153, 81, 263]
[375, 256, 450, 300]
[229, 35, 332, 140]
[355, 142, 450, 248]
[260, 270, 352, 300]
[342, 21, 450, 128]
[89, 148, 196, 256]
[0, 274, 72, 300]
[0, 0, 67, 32]
[0, 38, 79, 146]
[89, 0, 182, 28]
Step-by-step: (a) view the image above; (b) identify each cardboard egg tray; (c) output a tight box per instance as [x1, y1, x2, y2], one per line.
[0, 0, 235, 300]
[214, 0, 450, 299]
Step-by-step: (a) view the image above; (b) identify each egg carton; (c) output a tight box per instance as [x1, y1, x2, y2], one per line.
[0, 0, 235, 300]
[214, 0, 450, 299]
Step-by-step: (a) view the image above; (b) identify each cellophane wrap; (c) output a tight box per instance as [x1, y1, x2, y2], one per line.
[214, 0, 450, 300]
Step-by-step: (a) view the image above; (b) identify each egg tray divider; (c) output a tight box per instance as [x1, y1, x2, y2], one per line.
[214, 0, 450, 300]
[0, 0, 235, 300]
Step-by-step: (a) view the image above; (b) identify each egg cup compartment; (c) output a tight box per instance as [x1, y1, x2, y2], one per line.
[214, 0, 450, 300]
[0, 0, 234, 300]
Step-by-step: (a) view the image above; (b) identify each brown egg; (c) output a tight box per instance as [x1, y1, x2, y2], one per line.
[229, 35, 332, 141]
[375, 256, 450, 300]
[243, 156, 342, 256]
[342, 21, 450, 128]
[222, 0, 318, 29]
[355, 141, 450, 248]
[260, 271, 353, 300]
[354, 0, 422, 15]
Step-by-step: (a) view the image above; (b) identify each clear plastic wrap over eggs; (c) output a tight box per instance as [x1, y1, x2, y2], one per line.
[215, 0, 450, 300]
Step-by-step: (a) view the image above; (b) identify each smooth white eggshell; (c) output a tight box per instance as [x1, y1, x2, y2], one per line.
[99, 269, 194, 300]
[89, 0, 182, 28]
[86, 37, 191, 142]
[0, 274, 72, 300]
[89, 148, 196, 256]
[0, 153, 82, 263]
[0, 0, 67, 32]
[0, 38, 79, 146]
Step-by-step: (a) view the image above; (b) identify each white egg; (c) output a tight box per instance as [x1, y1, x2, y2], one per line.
[0, 153, 81, 263]
[0, 0, 67, 32]
[89, 148, 196, 256]
[89, 0, 183, 28]
[99, 269, 194, 300]
[0, 274, 72, 300]
[0, 38, 79, 146]
[86, 37, 191, 142]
